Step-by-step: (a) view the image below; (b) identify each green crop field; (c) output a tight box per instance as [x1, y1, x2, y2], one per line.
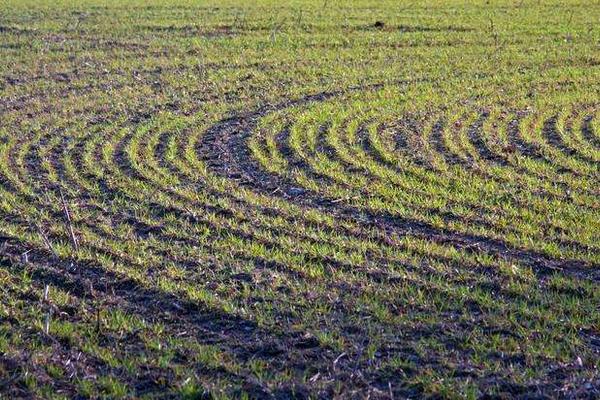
[0, 0, 599, 398]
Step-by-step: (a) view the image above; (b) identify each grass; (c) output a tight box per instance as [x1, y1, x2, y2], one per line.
[0, 0, 599, 398]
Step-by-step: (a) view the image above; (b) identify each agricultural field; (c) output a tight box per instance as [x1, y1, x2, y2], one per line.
[0, 0, 599, 398]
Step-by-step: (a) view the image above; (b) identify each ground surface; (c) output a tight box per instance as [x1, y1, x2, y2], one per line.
[0, 0, 599, 398]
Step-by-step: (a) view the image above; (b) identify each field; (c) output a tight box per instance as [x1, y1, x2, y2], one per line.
[0, 0, 599, 398]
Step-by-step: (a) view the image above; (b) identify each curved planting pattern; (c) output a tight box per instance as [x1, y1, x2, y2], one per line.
[0, 0, 599, 398]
